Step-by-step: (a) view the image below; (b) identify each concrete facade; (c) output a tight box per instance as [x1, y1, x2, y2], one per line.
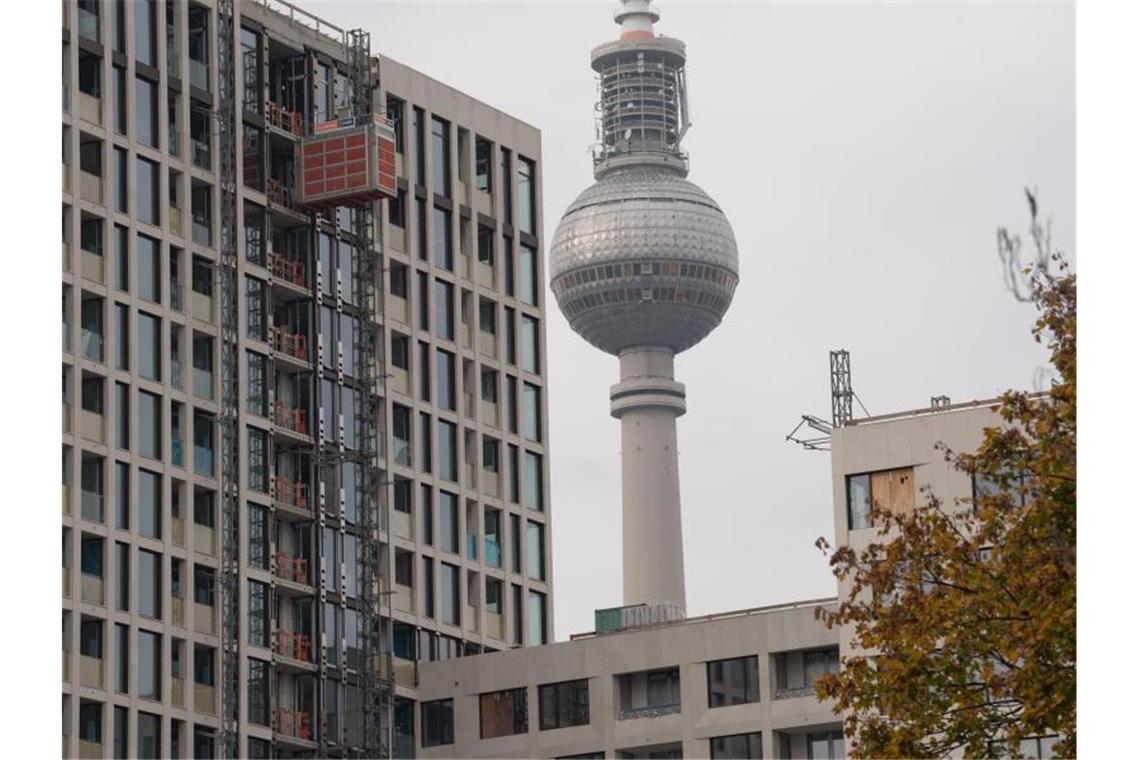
[62, 0, 551, 756]
[416, 601, 842, 760]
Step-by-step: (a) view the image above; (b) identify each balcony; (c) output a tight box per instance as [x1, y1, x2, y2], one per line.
[80, 573, 104, 606]
[79, 169, 102, 205]
[192, 367, 214, 399]
[466, 533, 478, 561]
[170, 206, 184, 238]
[274, 629, 314, 668]
[171, 676, 185, 709]
[194, 682, 215, 714]
[81, 249, 103, 284]
[486, 610, 504, 640]
[394, 583, 412, 613]
[273, 402, 309, 439]
[464, 603, 479, 633]
[393, 509, 412, 540]
[81, 329, 103, 363]
[191, 290, 213, 322]
[171, 282, 184, 313]
[77, 6, 98, 42]
[167, 43, 181, 80]
[192, 214, 212, 246]
[480, 329, 497, 359]
[274, 709, 314, 745]
[194, 445, 214, 478]
[267, 101, 303, 137]
[78, 740, 102, 760]
[485, 538, 502, 568]
[191, 139, 211, 171]
[482, 399, 499, 427]
[80, 489, 103, 523]
[392, 438, 411, 467]
[266, 177, 295, 209]
[189, 60, 210, 92]
[81, 410, 105, 444]
[172, 596, 185, 627]
[388, 224, 406, 253]
[465, 461, 478, 489]
[169, 122, 181, 159]
[270, 255, 307, 290]
[484, 471, 500, 499]
[475, 187, 494, 218]
[617, 703, 682, 721]
[389, 365, 409, 395]
[194, 603, 216, 635]
[78, 93, 101, 127]
[475, 259, 495, 290]
[273, 476, 311, 519]
[273, 552, 310, 588]
[270, 327, 308, 365]
[195, 523, 216, 557]
[79, 655, 102, 689]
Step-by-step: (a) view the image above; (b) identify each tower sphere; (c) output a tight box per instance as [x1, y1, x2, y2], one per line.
[549, 166, 739, 356]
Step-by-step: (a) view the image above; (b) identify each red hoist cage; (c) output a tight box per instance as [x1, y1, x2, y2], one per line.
[295, 113, 398, 209]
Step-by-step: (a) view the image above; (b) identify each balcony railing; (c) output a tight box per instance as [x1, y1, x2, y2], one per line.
[193, 368, 214, 399]
[172, 439, 184, 467]
[189, 59, 209, 92]
[266, 177, 295, 209]
[192, 214, 212, 246]
[169, 122, 181, 158]
[171, 281, 184, 312]
[271, 255, 307, 288]
[191, 139, 211, 171]
[774, 685, 819, 700]
[617, 703, 682, 721]
[274, 630, 313, 663]
[274, 709, 312, 742]
[467, 533, 478, 560]
[81, 329, 103, 362]
[485, 538, 502, 568]
[274, 552, 309, 586]
[393, 438, 411, 466]
[171, 357, 184, 389]
[77, 7, 98, 42]
[167, 43, 180, 80]
[194, 445, 215, 477]
[266, 101, 303, 136]
[274, 476, 310, 511]
[270, 327, 307, 361]
[274, 403, 309, 436]
[81, 490, 103, 523]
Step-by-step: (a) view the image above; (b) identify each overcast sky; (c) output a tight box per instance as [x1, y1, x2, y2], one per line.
[309, 0, 1074, 640]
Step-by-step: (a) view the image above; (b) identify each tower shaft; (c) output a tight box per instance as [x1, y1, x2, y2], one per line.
[610, 348, 687, 614]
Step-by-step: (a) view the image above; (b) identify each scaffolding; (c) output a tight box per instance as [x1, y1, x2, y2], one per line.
[215, 0, 241, 757]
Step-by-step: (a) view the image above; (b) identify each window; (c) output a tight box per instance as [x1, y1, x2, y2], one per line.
[431, 117, 450, 196]
[418, 341, 431, 401]
[113, 225, 129, 290]
[393, 404, 411, 465]
[710, 732, 762, 759]
[248, 427, 268, 492]
[506, 378, 519, 433]
[81, 294, 104, 362]
[420, 411, 433, 473]
[246, 351, 267, 416]
[438, 420, 457, 481]
[501, 147, 513, 224]
[434, 279, 454, 340]
[139, 469, 162, 539]
[440, 491, 459, 554]
[480, 687, 528, 739]
[114, 705, 128, 758]
[523, 383, 542, 442]
[240, 27, 261, 114]
[433, 207, 453, 270]
[137, 157, 159, 225]
[138, 390, 161, 460]
[115, 382, 129, 448]
[483, 437, 500, 480]
[528, 590, 547, 645]
[115, 464, 130, 530]
[139, 549, 162, 619]
[539, 680, 590, 731]
[707, 655, 760, 707]
[137, 76, 158, 147]
[806, 730, 845, 759]
[477, 225, 494, 265]
[524, 451, 544, 511]
[422, 699, 454, 747]
[134, 314, 161, 382]
[391, 334, 409, 370]
[245, 276, 266, 340]
[248, 503, 268, 569]
[527, 521, 545, 581]
[114, 146, 128, 212]
[518, 157, 536, 235]
[80, 619, 103, 663]
[79, 701, 102, 745]
[441, 562, 460, 626]
[618, 667, 680, 717]
[248, 581, 269, 647]
[248, 658, 270, 726]
[193, 725, 215, 760]
[436, 349, 455, 410]
[846, 467, 915, 530]
[139, 630, 161, 700]
[475, 137, 492, 191]
[972, 468, 1031, 509]
[521, 315, 540, 373]
[111, 65, 126, 133]
[421, 556, 435, 618]
[520, 244, 538, 305]
[135, 0, 156, 66]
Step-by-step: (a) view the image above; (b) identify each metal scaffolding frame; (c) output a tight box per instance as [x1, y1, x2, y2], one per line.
[215, 0, 242, 756]
[830, 349, 853, 428]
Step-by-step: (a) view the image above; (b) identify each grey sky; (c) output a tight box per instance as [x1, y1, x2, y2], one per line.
[308, 0, 1075, 640]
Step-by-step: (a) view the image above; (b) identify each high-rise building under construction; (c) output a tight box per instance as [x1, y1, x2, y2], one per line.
[61, 0, 552, 756]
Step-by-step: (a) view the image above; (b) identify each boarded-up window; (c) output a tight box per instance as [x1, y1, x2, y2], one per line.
[479, 687, 528, 739]
[870, 467, 916, 517]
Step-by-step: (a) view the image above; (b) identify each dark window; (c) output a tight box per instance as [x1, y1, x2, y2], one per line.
[248, 581, 269, 647]
[138, 630, 161, 700]
[137, 157, 159, 225]
[475, 137, 492, 191]
[433, 207, 453, 270]
[477, 225, 494, 265]
[517, 157, 536, 235]
[421, 699, 454, 747]
[479, 687, 528, 739]
[431, 116, 450, 196]
[386, 96, 405, 153]
[539, 679, 590, 730]
[806, 730, 845, 759]
[139, 549, 162, 619]
[520, 243, 538, 305]
[137, 75, 158, 147]
[248, 657, 270, 725]
[707, 655, 760, 707]
[710, 732, 762, 759]
[434, 279, 454, 340]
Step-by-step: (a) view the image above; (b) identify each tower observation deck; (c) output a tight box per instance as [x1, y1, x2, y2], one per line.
[549, 0, 739, 619]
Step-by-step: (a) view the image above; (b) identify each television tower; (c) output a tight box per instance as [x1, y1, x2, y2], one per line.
[549, 0, 739, 619]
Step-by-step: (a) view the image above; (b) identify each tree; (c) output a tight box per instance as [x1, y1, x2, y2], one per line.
[814, 192, 1075, 758]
